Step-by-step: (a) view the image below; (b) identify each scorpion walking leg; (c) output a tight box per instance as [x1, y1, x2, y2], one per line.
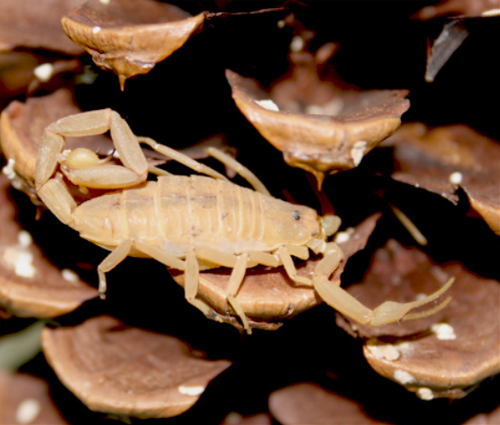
[133, 241, 185, 270]
[248, 251, 280, 267]
[138, 137, 229, 182]
[133, 241, 216, 318]
[206, 147, 271, 196]
[196, 247, 253, 332]
[97, 239, 134, 299]
[312, 243, 454, 326]
[226, 254, 251, 333]
[278, 246, 311, 285]
[184, 251, 218, 318]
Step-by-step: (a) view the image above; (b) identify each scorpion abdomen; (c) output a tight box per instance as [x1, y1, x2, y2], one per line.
[74, 175, 321, 257]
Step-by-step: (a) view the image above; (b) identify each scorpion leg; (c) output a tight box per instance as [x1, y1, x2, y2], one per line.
[226, 254, 251, 333]
[97, 240, 134, 299]
[284, 244, 310, 260]
[248, 251, 280, 267]
[184, 251, 218, 318]
[140, 138, 271, 196]
[206, 147, 271, 196]
[312, 243, 453, 325]
[139, 137, 229, 182]
[132, 241, 218, 318]
[278, 246, 311, 285]
[133, 241, 185, 270]
[195, 247, 254, 332]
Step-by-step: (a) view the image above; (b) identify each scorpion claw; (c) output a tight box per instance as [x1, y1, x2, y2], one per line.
[314, 277, 453, 326]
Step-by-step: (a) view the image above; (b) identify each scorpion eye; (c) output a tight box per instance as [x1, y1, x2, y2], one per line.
[292, 211, 301, 221]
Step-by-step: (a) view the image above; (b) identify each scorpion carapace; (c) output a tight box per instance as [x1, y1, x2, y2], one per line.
[34, 109, 452, 333]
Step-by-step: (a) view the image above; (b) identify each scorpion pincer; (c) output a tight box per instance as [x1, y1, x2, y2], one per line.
[34, 109, 452, 333]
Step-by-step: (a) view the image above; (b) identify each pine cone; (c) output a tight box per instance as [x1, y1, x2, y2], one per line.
[0, 1, 499, 424]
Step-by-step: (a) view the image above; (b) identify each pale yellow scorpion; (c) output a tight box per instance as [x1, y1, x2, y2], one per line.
[34, 109, 452, 333]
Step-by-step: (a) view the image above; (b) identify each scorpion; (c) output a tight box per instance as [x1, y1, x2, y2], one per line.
[34, 109, 452, 333]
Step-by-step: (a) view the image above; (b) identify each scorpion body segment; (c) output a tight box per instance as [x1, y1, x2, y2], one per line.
[74, 175, 322, 259]
[34, 109, 452, 333]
